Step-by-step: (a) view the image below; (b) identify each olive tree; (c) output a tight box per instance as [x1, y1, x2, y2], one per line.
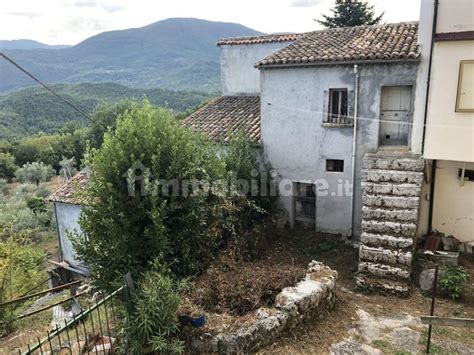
[15, 162, 55, 185]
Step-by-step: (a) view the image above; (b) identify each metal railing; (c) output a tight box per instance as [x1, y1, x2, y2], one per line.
[21, 285, 129, 354]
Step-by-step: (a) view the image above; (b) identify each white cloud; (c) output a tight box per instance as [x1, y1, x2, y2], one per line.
[0, 0, 421, 45]
[291, 0, 325, 8]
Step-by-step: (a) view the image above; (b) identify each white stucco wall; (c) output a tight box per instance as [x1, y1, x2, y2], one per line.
[432, 160, 474, 243]
[54, 202, 88, 274]
[423, 40, 474, 162]
[411, 0, 436, 154]
[260, 62, 419, 237]
[436, 0, 474, 33]
[219, 42, 295, 95]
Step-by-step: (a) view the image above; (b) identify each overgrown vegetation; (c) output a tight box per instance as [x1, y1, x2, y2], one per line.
[74, 100, 273, 288]
[0, 182, 55, 334]
[119, 268, 187, 354]
[439, 266, 470, 300]
[71, 100, 275, 351]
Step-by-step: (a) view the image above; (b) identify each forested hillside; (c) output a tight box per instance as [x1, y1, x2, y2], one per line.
[0, 18, 262, 93]
[0, 82, 213, 139]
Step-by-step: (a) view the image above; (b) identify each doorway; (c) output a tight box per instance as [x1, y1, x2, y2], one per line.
[294, 182, 316, 228]
[379, 86, 412, 146]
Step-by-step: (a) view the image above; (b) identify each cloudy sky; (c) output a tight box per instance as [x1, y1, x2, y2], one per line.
[1, 0, 421, 45]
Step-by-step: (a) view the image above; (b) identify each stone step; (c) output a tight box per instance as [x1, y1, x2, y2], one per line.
[363, 154, 425, 172]
[359, 245, 412, 266]
[358, 261, 410, 280]
[361, 169, 424, 185]
[355, 274, 410, 297]
[361, 220, 417, 238]
[362, 194, 420, 209]
[361, 182, 421, 197]
[361, 232, 414, 249]
[362, 206, 418, 222]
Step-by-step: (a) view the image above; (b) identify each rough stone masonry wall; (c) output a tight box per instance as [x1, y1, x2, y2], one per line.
[356, 153, 425, 297]
[189, 261, 338, 354]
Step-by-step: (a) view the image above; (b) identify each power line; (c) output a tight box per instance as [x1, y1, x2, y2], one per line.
[0, 52, 93, 122]
[0, 52, 128, 144]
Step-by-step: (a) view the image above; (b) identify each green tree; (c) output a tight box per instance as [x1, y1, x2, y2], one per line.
[73, 100, 262, 291]
[87, 100, 139, 149]
[15, 162, 55, 185]
[0, 152, 17, 181]
[317, 0, 383, 28]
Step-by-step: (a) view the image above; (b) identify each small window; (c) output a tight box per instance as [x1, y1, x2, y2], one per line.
[458, 168, 474, 182]
[456, 60, 474, 112]
[326, 159, 344, 172]
[327, 89, 348, 123]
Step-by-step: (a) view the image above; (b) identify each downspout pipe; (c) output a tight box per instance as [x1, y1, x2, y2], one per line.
[421, 0, 439, 153]
[424, 0, 440, 233]
[350, 64, 359, 238]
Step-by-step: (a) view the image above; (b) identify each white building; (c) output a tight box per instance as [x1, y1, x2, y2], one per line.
[417, 0, 474, 245]
[48, 171, 89, 276]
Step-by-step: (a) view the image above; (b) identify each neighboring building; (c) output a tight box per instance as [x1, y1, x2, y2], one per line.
[418, 0, 474, 245]
[48, 171, 89, 276]
[218, 33, 302, 95]
[255, 23, 423, 238]
[183, 95, 261, 144]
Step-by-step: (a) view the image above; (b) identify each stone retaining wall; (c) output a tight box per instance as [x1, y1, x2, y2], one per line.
[189, 261, 338, 354]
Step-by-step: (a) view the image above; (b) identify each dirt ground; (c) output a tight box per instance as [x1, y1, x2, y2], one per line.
[257, 228, 474, 354]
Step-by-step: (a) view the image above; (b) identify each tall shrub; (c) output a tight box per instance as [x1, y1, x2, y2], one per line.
[73, 100, 264, 291]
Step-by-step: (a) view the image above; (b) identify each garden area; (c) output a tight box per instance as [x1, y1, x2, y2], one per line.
[1, 99, 473, 354]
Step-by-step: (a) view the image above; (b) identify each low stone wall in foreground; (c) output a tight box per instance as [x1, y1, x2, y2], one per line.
[189, 261, 338, 354]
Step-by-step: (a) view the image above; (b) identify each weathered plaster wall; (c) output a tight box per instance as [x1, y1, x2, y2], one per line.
[54, 202, 88, 273]
[219, 42, 294, 95]
[432, 160, 474, 243]
[260, 63, 419, 237]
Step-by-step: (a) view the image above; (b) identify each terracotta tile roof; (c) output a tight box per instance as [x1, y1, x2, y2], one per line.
[217, 33, 303, 46]
[183, 96, 261, 144]
[47, 171, 89, 205]
[256, 22, 419, 68]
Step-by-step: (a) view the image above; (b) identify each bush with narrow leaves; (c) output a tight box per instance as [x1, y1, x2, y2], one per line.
[119, 270, 186, 354]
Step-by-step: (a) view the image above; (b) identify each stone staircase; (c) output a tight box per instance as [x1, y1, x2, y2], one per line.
[356, 151, 425, 297]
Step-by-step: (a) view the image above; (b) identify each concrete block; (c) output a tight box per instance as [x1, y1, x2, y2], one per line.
[359, 245, 412, 266]
[358, 261, 410, 280]
[355, 274, 410, 297]
[362, 206, 418, 222]
[362, 220, 417, 238]
[362, 182, 421, 197]
[361, 232, 414, 249]
[363, 157, 425, 172]
[363, 194, 420, 209]
[361, 169, 424, 184]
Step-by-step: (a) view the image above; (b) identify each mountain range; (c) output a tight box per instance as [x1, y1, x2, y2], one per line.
[0, 18, 262, 93]
[0, 39, 70, 50]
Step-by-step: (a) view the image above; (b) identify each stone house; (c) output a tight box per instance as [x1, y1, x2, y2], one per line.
[185, 22, 429, 294]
